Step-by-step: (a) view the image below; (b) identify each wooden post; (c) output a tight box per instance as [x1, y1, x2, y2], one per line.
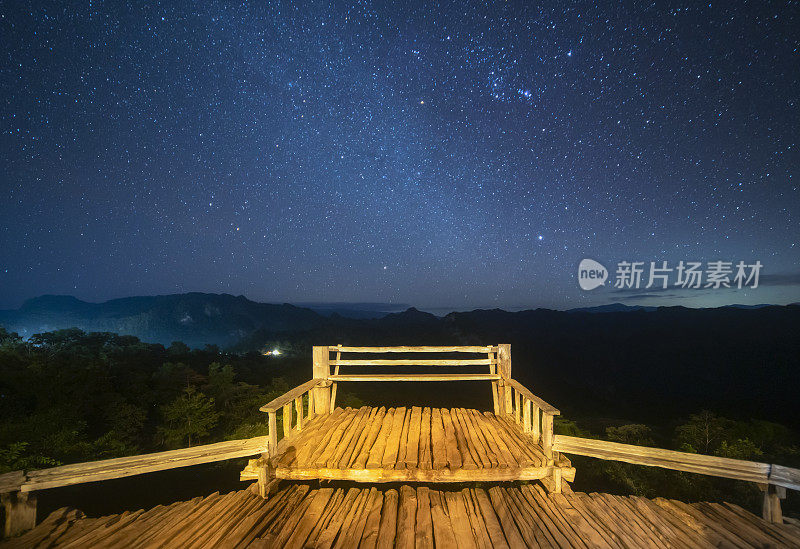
[490, 350, 500, 415]
[522, 397, 531, 433]
[762, 484, 785, 524]
[542, 412, 554, 461]
[497, 344, 512, 414]
[268, 412, 278, 458]
[312, 346, 331, 415]
[282, 402, 293, 438]
[514, 389, 521, 424]
[330, 347, 341, 413]
[2, 491, 37, 538]
[294, 396, 303, 431]
[531, 403, 541, 443]
[552, 467, 563, 494]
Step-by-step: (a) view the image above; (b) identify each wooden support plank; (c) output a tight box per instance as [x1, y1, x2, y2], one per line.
[429, 489, 459, 549]
[442, 491, 478, 549]
[513, 388, 521, 424]
[376, 488, 398, 549]
[360, 488, 385, 549]
[345, 408, 381, 468]
[352, 407, 388, 469]
[328, 407, 371, 469]
[418, 407, 432, 470]
[441, 409, 464, 470]
[415, 487, 434, 549]
[404, 406, 422, 469]
[447, 409, 477, 470]
[366, 408, 397, 469]
[397, 485, 417, 549]
[382, 407, 408, 469]
[431, 408, 448, 469]
[396, 406, 412, 470]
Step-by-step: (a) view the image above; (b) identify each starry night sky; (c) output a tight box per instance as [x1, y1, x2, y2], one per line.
[2, 1, 798, 311]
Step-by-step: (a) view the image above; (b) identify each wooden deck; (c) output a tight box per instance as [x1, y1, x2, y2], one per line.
[5, 482, 800, 548]
[259, 406, 573, 483]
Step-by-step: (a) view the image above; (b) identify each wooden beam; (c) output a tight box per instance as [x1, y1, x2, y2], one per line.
[20, 437, 270, 492]
[504, 378, 560, 415]
[552, 435, 774, 484]
[327, 374, 501, 382]
[769, 463, 800, 491]
[331, 359, 495, 366]
[274, 466, 576, 483]
[329, 346, 498, 353]
[0, 470, 24, 495]
[260, 379, 321, 413]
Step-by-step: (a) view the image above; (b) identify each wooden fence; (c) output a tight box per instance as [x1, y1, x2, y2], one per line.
[553, 434, 800, 524]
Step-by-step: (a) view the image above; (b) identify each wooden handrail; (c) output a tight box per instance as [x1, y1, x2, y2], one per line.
[260, 379, 323, 413]
[504, 378, 560, 415]
[331, 358, 495, 366]
[552, 434, 800, 491]
[329, 346, 498, 353]
[0, 436, 270, 495]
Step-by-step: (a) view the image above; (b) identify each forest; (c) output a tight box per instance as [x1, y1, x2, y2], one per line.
[1, 325, 797, 518]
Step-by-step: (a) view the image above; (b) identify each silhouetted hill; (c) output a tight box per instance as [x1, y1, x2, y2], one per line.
[237, 304, 800, 428]
[0, 293, 325, 348]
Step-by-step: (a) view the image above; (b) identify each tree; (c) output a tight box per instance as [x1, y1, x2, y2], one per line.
[675, 410, 729, 454]
[158, 387, 219, 448]
[606, 424, 654, 446]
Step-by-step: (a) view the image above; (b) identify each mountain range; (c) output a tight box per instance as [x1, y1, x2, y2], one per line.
[2, 292, 799, 425]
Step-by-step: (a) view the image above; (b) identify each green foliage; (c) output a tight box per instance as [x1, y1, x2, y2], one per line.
[158, 387, 219, 448]
[606, 424, 654, 446]
[554, 417, 589, 437]
[0, 328, 300, 470]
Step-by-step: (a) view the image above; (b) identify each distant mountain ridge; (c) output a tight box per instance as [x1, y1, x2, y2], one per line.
[0, 293, 325, 348]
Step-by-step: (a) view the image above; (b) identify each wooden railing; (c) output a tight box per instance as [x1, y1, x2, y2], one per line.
[553, 434, 800, 524]
[256, 344, 561, 462]
[0, 436, 270, 538]
[259, 378, 325, 459]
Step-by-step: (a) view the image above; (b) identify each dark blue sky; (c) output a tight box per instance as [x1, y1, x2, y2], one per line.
[1, 1, 798, 311]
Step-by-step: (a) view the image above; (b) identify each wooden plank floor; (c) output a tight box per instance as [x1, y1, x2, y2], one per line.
[273, 407, 556, 482]
[5, 483, 800, 548]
